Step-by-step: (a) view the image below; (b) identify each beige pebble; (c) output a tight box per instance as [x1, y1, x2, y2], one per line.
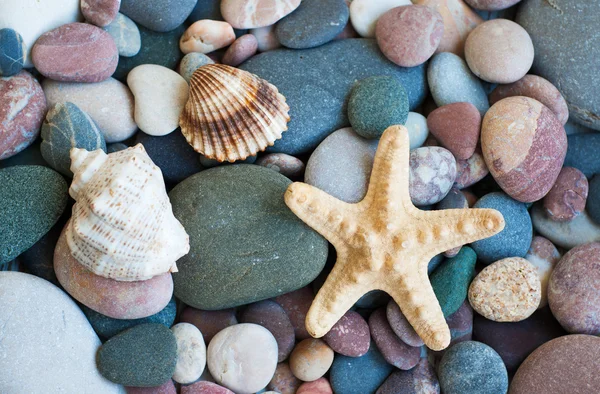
[171, 322, 206, 384]
[180, 20, 236, 54]
[525, 236, 561, 309]
[289, 339, 334, 382]
[250, 25, 281, 52]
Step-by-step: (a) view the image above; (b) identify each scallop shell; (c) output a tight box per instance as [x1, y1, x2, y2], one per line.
[66, 144, 190, 282]
[180, 64, 290, 162]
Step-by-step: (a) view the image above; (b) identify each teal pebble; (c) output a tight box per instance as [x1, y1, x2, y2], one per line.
[103, 13, 141, 58]
[348, 76, 409, 139]
[431, 247, 477, 317]
[0, 28, 25, 77]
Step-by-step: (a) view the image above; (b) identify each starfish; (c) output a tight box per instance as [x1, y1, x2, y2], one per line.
[284, 125, 505, 350]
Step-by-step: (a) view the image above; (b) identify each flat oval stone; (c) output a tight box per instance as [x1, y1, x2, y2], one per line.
[289, 339, 334, 381]
[376, 359, 439, 394]
[432, 247, 477, 317]
[103, 13, 141, 57]
[350, 0, 412, 38]
[324, 310, 371, 357]
[178, 52, 215, 83]
[543, 167, 588, 222]
[454, 150, 489, 189]
[586, 174, 600, 224]
[369, 308, 420, 370]
[330, 343, 394, 394]
[531, 202, 600, 249]
[180, 307, 238, 344]
[274, 286, 315, 340]
[81, 0, 120, 27]
[0, 28, 25, 77]
[256, 153, 305, 178]
[267, 362, 302, 394]
[120, 0, 197, 32]
[464, 0, 521, 10]
[208, 324, 278, 394]
[171, 323, 207, 384]
[481, 96, 567, 202]
[409, 146, 457, 206]
[221, 0, 301, 29]
[405, 112, 429, 150]
[180, 20, 236, 54]
[297, 377, 333, 394]
[32, 23, 117, 83]
[98, 323, 177, 387]
[427, 102, 481, 160]
[376, 5, 444, 67]
[181, 381, 234, 394]
[386, 299, 424, 347]
[524, 236, 561, 309]
[469, 257, 541, 322]
[222, 34, 258, 66]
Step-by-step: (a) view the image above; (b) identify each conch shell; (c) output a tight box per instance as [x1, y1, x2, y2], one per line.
[180, 64, 290, 162]
[66, 144, 190, 281]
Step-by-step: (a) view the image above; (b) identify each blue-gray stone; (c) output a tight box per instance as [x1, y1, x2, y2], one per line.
[586, 175, 600, 224]
[240, 39, 427, 155]
[0, 141, 48, 169]
[106, 143, 129, 153]
[275, 0, 349, 49]
[179, 52, 214, 83]
[20, 218, 67, 286]
[355, 290, 390, 309]
[103, 13, 141, 57]
[0, 28, 25, 77]
[438, 341, 508, 394]
[40, 103, 107, 177]
[188, 0, 221, 22]
[471, 192, 532, 265]
[564, 134, 600, 178]
[120, 0, 198, 33]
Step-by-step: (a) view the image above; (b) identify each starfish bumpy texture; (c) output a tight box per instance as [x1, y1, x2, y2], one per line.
[285, 125, 505, 350]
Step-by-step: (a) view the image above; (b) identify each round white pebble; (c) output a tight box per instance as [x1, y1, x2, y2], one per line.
[405, 112, 429, 150]
[171, 322, 206, 384]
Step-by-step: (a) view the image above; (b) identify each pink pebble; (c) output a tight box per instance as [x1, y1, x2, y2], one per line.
[275, 286, 315, 340]
[181, 381, 234, 394]
[324, 310, 370, 357]
[222, 34, 258, 67]
[126, 380, 176, 394]
[180, 307, 238, 344]
[297, 377, 333, 394]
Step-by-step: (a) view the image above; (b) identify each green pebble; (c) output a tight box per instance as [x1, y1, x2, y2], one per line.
[431, 246, 477, 317]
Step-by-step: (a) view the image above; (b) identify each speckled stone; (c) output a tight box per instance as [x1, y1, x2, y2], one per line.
[0, 28, 25, 77]
[510, 335, 600, 394]
[586, 174, 600, 224]
[409, 146, 457, 206]
[432, 247, 477, 317]
[180, 307, 238, 344]
[255, 153, 305, 178]
[221, 0, 301, 29]
[289, 339, 334, 382]
[330, 343, 394, 394]
[178, 53, 214, 83]
[222, 34, 258, 66]
[369, 308, 420, 370]
[464, 0, 521, 11]
[386, 299, 424, 347]
[349, 0, 412, 38]
[438, 341, 508, 394]
[542, 167, 588, 222]
[267, 362, 302, 394]
[103, 13, 141, 57]
[324, 310, 371, 357]
[297, 377, 333, 394]
[454, 150, 489, 189]
[181, 381, 234, 394]
[469, 257, 541, 322]
[274, 286, 315, 340]
[531, 202, 600, 249]
[180, 20, 236, 54]
[524, 236, 561, 309]
[81, 0, 120, 27]
[171, 323, 206, 384]
[376, 359, 440, 394]
[120, 0, 197, 32]
[427, 103, 481, 160]
[548, 243, 600, 335]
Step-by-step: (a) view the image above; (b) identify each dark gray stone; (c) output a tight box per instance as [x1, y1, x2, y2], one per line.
[564, 133, 600, 178]
[120, 0, 197, 32]
[0, 28, 25, 77]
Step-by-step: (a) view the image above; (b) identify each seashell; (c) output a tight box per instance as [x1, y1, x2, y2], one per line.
[180, 64, 290, 162]
[66, 144, 190, 281]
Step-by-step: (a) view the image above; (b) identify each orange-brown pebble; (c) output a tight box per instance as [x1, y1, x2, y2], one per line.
[180, 20, 235, 54]
[297, 377, 333, 394]
[289, 339, 335, 382]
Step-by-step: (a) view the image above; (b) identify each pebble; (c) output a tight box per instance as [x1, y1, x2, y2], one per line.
[171, 323, 207, 384]
[329, 343, 394, 394]
[542, 167, 588, 222]
[181, 381, 234, 394]
[40, 103, 107, 177]
[128, 65, 189, 137]
[54, 225, 173, 319]
[469, 257, 541, 322]
[471, 192, 532, 264]
[240, 300, 296, 362]
[275, 0, 349, 49]
[376, 359, 440, 394]
[170, 166, 328, 309]
[548, 243, 600, 335]
[0, 166, 67, 265]
[297, 377, 333, 394]
[127, 381, 176, 394]
[438, 341, 508, 394]
[274, 286, 315, 340]
[481, 96, 567, 202]
[524, 236, 561, 309]
[531, 202, 600, 249]
[432, 247, 477, 317]
[510, 335, 600, 394]
[349, 0, 412, 38]
[323, 310, 371, 357]
[465, 0, 521, 10]
[427, 52, 489, 115]
[465, 19, 534, 83]
[179, 52, 215, 82]
[81, 0, 120, 27]
[255, 153, 305, 178]
[180, 307, 238, 344]
[405, 112, 429, 149]
[289, 339, 334, 382]
[222, 34, 258, 66]
[180, 20, 236, 54]
[445, 300, 474, 348]
[0, 71, 46, 160]
[103, 13, 141, 57]
[120, 0, 197, 32]
[0, 28, 25, 77]
[489, 74, 569, 125]
[564, 133, 600, 178]
[207, 324, 278, 394]
[18, 219, 63, 285]
[376, 5, 444, 67]
[454, 150, 489, 189]
[386, 299, 424, 347]
[355, 290, 391, 309]
[221, 0, 301, 29]
[409, 146, 457, 206]
[586, 175, 600, 224]
[369, 308, 421, 370]
[98, 323, 178, 387]
[250, 25, 281, 52]
[42, 78, 137, 143]
[427, 102, 481, 160]
[267, 362, 302, 394]
[0, 272, 124, 393]
[348, 76, 409, 139]
[32, 23, 117, 83]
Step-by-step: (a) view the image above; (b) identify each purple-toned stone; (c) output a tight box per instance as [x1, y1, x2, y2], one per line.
[369, 308, 420, 370]
[255, 153, 305, 178]
[297, 377, 333, 394]
[126, 380, 176, 394]
[181, 381, 234, 394]
[386, 299, 424, 347]
[543, 167, 588, 222]
[376, 359, 440, 394]
[447, 301, 473, 346]
[180, 307, 238, 344]
[427, 102, 481, 160]
[454, 150, 489, 189]
[324, 310, 370, 357]
[267, 362, 302, 394]
[81, 0, 120, 27]
[222, 34, 258, 67]
[275, 286, 314, 340]
[409, 146, 457, 206]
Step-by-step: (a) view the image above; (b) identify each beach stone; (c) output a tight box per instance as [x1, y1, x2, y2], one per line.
[454, 150, 488, 189]
[171, 323, 206, 384]
[240, 39, 427, 155]
[40, 103, 106, 177]
[297, 378, 333, 394]
[548, 243, 600, 335]
[170, 165, 328, 310]
[182, 381, 234, 394]
[179, 53, 215, 83]
[465, 19, 534, 83]
[208, 324, 278, 394]
[103, 13, 141, 57]
[386, 299, 424, 347]
[445, 300, 473, 348]
[43, 78, 137, 143]
[221, 0, 301, 29]
[427, 52, 489, 116]
[465, 0, 521, 10]
[0, 139, 48, 169]
[405, 112, 429, 150]
[490, 74, 569, 125]
[349, 0, 412, 38]
[437, 188, 469, 211]
[432, 247, 477, 317]
[32, 23, 117, 83]
[0, 71, 46, 160]
[255, 153, 305, 178]
[564, 134, 600, 178]
[289, 339, 334, 382]
[180, 20, 236, 54]
[268, 363, 302, 394]
[469, 257, 541, 322]
[376, 359, 440, 394]
[517, 0, 600, 131]
[531, 202, 600, 249]
[250, 25, 281, 52]
[369, 308, 420, 370]
[324, 310, 371, 357]
[355, 290, 391, 309]
[510, 335, 600, 394]
[427, 102, 481, 160]
[275, 0, 349, 49]
[180, 307, 238, 344]
[330, 343, 394, 394]
[240, 300, 295, 362]
[222, 34, 258, 66]
[0, 272, 124, 393]
[18, 219, 63, 285]
[98, 323, 177, 387]
[0, 166, 66, 264]
[481, 96, 567, 202]
[274, 286, 314, 340]
[54, 226, 173, 319]
[120, 0, 197, 32]
[438, 341, 508, 394]
[543, 167, 588, 222]
[524, 236, 561, 309]
[376, 5, 444, 67]
[471, 192, 532, 264]
[0, 28, 25, 77]
[587, 175, 600, 224]
[128, 65, 189, 137]
[127, 381, 176, 394]
[409, 146, 457, 206]
[81, 0, 120, 27]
